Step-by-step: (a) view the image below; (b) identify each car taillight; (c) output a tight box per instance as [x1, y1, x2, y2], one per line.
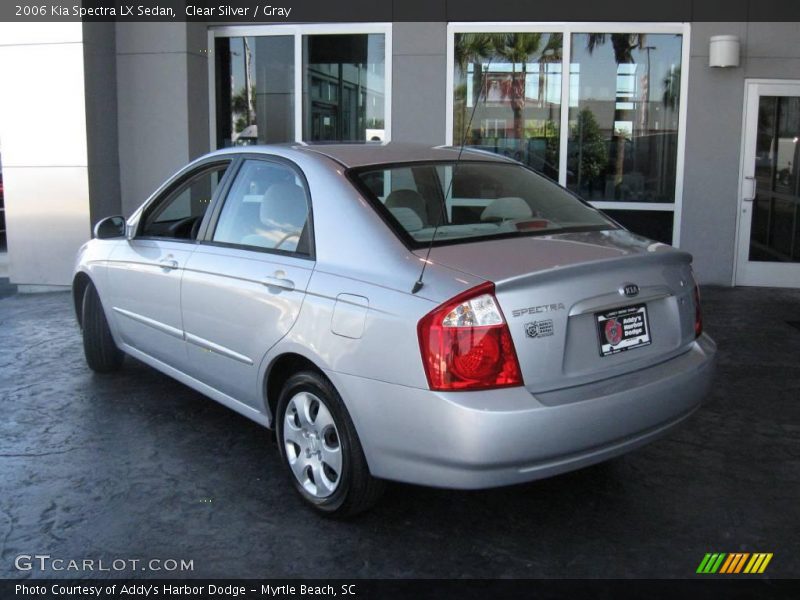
[417, 282, 523, 391]
[693, 282, 703, 338]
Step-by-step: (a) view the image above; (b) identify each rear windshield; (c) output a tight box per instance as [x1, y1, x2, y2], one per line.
[349, 161, 617, 248]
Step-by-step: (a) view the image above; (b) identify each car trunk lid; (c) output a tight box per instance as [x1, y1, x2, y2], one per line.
[417, 231, 698, 393]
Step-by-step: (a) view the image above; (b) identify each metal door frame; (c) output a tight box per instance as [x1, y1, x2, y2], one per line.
[734, 79, 800, 287]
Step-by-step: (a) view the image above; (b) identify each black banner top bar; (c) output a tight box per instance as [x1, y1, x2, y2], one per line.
[2, 0, 800, 22]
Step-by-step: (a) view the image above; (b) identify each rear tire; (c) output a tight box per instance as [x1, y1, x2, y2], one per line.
[276, 371, 384, 517]
[81, 281, 124, 373]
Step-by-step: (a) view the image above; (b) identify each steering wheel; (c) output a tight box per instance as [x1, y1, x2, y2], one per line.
[169, 215, 200, 239]
[274, 232, 300, 249]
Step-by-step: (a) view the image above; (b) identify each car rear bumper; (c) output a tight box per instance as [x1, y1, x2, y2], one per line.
[326, 333, 716, 489]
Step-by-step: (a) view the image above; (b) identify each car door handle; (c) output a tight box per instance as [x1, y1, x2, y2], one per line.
[159, 258, 179, 271]
[262, 276, 295, 292]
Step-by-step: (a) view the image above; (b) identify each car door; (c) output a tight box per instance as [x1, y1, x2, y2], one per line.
[180, 157, 314, 409]
[105, 160, 231, 370]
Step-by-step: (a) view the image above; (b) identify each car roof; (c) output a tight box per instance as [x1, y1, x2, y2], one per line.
[211, 142, 516, 169]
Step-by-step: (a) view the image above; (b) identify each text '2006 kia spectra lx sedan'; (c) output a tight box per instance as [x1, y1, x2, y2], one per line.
[73, 143, 716, 516]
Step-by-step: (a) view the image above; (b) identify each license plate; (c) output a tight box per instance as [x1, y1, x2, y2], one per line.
[595, 304, 652, 357]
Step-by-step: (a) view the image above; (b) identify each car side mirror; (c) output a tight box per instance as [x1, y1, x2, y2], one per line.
[94, 216, 127, 239]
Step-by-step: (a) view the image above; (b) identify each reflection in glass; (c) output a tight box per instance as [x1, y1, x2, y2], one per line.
[215, 36, 295, 148]
[353, 161, 614, 248]
[141, 166, 228, 238]
[303, 34, 386, 142]
[567, 33, 682, 203]
[453, 32, 563, 179]
[750, 96, 800, 262]
[213, 160, 309, 254]
[603, 209, 673, 245]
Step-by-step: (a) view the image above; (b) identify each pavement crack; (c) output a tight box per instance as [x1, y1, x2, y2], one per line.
[0, 504, 16, 560]
[0, 448, 83, 458]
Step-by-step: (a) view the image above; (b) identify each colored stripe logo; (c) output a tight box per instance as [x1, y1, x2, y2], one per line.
[696, 553, 773, 574]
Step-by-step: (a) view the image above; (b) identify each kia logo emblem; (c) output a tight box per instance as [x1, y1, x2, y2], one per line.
[621, 284, 639, 297]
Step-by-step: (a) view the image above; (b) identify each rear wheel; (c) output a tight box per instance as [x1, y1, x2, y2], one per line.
[81, 281, 124, 373]
[276, 371, 384, 517]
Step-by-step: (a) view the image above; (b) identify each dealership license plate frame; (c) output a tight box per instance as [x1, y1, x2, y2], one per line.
[595, 303, 652, 357]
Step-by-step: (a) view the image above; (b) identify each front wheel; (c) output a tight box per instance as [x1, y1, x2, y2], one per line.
[276, 371, 384, 517]
[81, 281, 124, 373]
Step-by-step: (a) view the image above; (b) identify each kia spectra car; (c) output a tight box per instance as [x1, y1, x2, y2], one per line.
[73, 143, 716, 516]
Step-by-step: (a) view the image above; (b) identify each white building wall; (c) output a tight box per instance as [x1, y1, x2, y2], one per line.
[0, 23, 91, 289]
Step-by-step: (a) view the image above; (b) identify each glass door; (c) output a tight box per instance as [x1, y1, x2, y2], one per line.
[736, 81, 800, 287]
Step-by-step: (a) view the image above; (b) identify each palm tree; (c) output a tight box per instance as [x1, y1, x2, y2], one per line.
[586, 33, 647, 194]
[586, 33, 646, 64]
[454, 33, 496, 73]
[493, 33, 545, 147]
[231, 87, 256, 133]
[454, 33, 560, 154]
[536, 34, 563, 108]
[242, 38, 255, 126]
[454, 33, 499, 145]
[662, 65, 681, 111]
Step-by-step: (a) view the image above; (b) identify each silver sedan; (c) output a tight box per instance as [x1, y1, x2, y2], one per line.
[73, 143, 716, 516]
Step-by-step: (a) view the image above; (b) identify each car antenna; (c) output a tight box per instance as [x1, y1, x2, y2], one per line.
[411, 57, 494, 295]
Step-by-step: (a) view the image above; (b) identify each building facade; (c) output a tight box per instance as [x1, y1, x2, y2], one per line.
[0, 19, 798, 290]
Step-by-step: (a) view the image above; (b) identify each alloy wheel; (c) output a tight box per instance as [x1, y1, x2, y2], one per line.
[282, 391, 342, 498]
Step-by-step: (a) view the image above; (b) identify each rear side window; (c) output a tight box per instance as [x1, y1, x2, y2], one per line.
[139, 163, 228, 240]
[212, 159, 311, 255]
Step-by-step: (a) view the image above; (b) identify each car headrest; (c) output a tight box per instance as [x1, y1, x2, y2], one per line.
[389, 207, 424, 232]
[481, 197, 533, 222]
[261, 183, 308, 230]
[385, 189, 427, 225]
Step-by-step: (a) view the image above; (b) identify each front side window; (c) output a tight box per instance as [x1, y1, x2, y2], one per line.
[139, 164, 228, 240]
[213, 159, 311, 255]
[352, 161, 615, 248]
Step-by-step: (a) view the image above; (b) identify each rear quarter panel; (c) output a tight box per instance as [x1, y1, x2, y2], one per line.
[259, 153, 489, 416]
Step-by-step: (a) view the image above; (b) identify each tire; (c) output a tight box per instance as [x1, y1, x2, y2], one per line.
[81, 281, 124, 373]
[276, 371, 385, 517]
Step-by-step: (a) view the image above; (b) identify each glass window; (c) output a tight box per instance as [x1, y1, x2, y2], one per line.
[303, 34, 386, 142]
[567, 33, 683, 203]
[215, 31, 388, 146]
[215, 36, 295, 148]
[139, 164, 228, 240]
[453, 32, 563, 179]
[213, 160, 310, 255]
[352, 161, 615, 248]
[450, 28, 687, 245]
[603, 209, 673, 245]
[750, 95, 800, 262]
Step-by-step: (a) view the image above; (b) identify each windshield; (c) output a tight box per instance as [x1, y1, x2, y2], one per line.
[350, 161, 617, 248]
